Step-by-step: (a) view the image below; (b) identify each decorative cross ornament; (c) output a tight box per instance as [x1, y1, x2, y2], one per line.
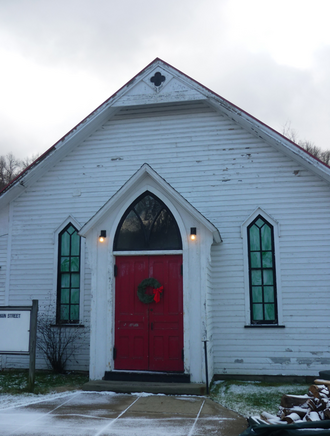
[150, 72, 166, 87]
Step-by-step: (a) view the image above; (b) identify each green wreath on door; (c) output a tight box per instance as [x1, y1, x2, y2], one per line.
[137, 278, 163, 304]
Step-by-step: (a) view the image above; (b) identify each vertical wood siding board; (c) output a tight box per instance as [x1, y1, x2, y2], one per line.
[4, 203, 14, 305]
[206, 259, 214, 351]
[0, 235, 8, 304]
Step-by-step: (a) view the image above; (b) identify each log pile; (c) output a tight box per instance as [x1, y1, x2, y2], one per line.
[261, 379, 330, 424]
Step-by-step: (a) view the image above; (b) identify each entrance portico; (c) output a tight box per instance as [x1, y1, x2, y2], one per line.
[80, 164, 221, 383]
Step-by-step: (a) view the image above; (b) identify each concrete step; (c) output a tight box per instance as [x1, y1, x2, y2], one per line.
[82, 380, 207, 396]
[104, 370, 190, 383]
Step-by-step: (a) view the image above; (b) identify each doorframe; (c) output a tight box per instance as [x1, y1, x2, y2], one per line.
[109, 188, 190, 374]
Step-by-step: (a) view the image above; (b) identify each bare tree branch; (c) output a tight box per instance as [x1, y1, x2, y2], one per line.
[282, 122, 330, 165]
[37, 314, 88, 373]
[0, 153, 39, 191]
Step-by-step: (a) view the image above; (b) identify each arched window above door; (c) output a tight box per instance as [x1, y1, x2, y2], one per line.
[114, 191, 182, 251]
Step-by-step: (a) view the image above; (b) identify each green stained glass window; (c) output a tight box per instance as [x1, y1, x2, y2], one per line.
[261, 225, 272, 251]
[252, 287, 262, 303]
[249, 226, 260, 251]
[262, 251, 273, 268]
[61, 232, 70, 256]
[61, 274, 70, 288]
[61, 305, 69, 321]
[263, 270, 273, 286]
[70, 305, 79, 321]
[265, 304, 275, 321]
[70, 257, 79, 272]
[61, 257, 70, 272]
[57, 223, 81, 324]
[251, 270, 262, 286]
[71, 289, 80, 304]
[253, 304, 263, 321]
[250, 252, 261, 268]
[264, 286, 274, 303]
[61, 289, 70, 304]
[248, 215, 277, 324]
[71, 232, 80, 256]
[71, 274, 80, 288]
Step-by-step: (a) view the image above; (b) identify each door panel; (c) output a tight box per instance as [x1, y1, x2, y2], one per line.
[115, 255, 183, 372]
[114, 256, 149, 370]
[148, 255, 183, 371]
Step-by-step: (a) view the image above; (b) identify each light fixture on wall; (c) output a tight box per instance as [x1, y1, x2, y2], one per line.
[190, 227, 197, 241]
[99, 230, 106, 242]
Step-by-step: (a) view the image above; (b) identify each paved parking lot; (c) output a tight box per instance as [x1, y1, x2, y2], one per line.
[0, 391, 248, 436]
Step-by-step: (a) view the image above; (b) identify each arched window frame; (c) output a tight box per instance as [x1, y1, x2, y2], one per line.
[53, 216, 85, 325]
[113, 191, 182, 252]
[241, 208, 283, 326]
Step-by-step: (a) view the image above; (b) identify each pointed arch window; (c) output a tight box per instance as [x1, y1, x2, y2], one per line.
[57, 223, 81, 323]
[114, 191, 182, 251]
[247, 215, 278, 324]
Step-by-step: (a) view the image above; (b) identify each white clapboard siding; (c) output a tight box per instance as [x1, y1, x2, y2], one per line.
[4, 100, 330, 375]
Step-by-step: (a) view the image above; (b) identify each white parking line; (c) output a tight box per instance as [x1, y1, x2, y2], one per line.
[187, 399, 205, 436]
[94, 395, 141, 436]
[6, 392, 80, 435]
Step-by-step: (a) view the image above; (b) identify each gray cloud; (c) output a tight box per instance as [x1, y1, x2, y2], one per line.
[0, 0, 329, 158]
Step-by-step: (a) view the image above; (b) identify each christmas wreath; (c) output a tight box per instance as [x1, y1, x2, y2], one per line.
[137, 278, 163, 304]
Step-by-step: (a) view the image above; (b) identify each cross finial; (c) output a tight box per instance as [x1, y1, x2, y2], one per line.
[150, 72, 166, 87]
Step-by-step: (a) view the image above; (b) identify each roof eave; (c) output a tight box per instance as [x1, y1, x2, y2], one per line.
[207, 97, 330, 183]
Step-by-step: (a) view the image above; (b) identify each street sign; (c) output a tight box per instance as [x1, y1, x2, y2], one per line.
[0, 301, 38, 392]
[0, 308, 31, 354]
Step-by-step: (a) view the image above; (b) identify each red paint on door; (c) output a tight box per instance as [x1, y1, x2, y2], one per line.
[114, 255, 183, 372]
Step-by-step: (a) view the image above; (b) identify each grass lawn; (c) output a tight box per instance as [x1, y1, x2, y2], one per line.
[0, 370, 89, 395]
[210, 379, 310, 418]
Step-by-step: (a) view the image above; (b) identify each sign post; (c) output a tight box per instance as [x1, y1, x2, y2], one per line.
[0, 300, 39, 392]
[28, 300, 38, 392]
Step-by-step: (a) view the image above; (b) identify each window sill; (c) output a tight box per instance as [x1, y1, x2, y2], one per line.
[245, 324, 285, 328]
[51, 324, 85, 328]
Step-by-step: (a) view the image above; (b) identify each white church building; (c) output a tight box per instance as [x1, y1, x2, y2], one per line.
[1, 59, 330, 383]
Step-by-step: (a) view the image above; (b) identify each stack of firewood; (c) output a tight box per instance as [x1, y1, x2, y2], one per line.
[261, 379, 330, 424]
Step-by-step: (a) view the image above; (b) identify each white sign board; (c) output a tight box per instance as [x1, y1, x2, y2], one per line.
[0, 308, 31, 354]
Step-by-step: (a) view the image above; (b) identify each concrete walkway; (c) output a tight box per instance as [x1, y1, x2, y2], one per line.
[0, 391, 248, 436]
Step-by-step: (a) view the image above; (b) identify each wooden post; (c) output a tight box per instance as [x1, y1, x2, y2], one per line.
[28, 300, 38, 392]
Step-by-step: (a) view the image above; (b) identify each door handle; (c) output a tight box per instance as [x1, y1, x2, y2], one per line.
[151, 322, 153, 330]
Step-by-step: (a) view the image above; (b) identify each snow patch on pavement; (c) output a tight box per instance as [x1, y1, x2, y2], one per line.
[0, 391, 78, 410]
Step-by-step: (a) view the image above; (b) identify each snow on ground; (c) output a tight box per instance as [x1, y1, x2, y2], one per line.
[0, 381, 309, 418]
[0, 391, 241, 436]
[211, 380, 310, 418]
[0, 390, 123, 410]
[0, 391, 75, 410]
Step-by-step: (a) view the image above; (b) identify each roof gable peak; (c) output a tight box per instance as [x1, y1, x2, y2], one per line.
[112, 59, 207, 107]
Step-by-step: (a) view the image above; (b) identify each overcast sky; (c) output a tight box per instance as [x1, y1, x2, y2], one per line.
[1, 0, 330, 160]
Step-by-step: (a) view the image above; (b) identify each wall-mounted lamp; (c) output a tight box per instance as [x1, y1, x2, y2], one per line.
[190, 227, 197, 241]
[99, 230, 106, 242]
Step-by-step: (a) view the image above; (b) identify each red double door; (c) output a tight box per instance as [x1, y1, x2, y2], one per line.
[114, 255, 183, 372]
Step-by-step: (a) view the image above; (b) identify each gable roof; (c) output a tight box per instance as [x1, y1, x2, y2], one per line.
[1, 57, 330, 207]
